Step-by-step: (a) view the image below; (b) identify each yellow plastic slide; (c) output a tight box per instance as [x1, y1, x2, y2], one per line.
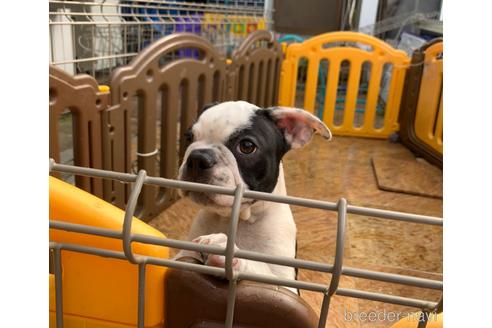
[49, 176, 169, 328]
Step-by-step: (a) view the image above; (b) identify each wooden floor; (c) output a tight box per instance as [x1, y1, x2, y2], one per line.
[149, 135, 443, 328]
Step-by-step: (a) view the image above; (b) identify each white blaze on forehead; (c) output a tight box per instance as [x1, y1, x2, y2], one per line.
[192, 101, 259, 143]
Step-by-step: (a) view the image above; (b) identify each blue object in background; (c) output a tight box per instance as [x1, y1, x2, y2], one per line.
[120, 0, 203, 58]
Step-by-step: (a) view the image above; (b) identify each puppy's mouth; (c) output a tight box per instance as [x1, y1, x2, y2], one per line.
[178, 174, 253, 208]
[177, 149, 251, 209]
[181, 187, 254, 208]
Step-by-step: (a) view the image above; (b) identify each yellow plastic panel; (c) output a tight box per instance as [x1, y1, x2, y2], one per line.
[414, 42, 443, 154]
[49, 176, 169, 328]
[278, 32, 410, 138]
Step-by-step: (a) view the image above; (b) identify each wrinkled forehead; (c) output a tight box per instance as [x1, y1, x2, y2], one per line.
[192, 101, 259, 143]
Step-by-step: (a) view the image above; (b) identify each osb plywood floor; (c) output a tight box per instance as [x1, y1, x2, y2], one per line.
[149, 135, 443, 328]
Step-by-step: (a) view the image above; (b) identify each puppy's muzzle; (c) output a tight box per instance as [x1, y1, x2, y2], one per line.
[185, 148, 217, 180]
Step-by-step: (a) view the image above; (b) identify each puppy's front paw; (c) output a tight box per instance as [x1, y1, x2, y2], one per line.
[192, 232, 228, 245]
[193, 233, 241, 270]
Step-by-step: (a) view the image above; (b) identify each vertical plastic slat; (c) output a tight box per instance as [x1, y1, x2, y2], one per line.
[162, 82, 179, 180]
[181, 79, 198, 158]
[255, 61, 264, 106]
[304, 58, 320, 114]
[362, 62, 383, 132]
[322, 58, 341, 126]
[381, 66, 398, 131]
[249, 63, 258, 103]
[342, 59, 362, 129]
[435, 89, 443, 144]
[139, 90, 158, 215]
[265, 59, 275, 106]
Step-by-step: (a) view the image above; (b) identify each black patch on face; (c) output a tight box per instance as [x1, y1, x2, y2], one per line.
[224, 109, 290, 193]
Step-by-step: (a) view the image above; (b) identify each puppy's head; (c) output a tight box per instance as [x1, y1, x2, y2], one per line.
[178, 101, 331, 211]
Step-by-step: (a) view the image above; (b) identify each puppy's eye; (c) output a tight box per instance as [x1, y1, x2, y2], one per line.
[238, 139, 257, 154]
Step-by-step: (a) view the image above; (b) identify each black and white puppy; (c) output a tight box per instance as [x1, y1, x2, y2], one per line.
[175, 101, 331, 286]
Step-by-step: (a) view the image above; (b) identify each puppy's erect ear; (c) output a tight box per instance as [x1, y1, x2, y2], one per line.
[267, 107, 332, 149]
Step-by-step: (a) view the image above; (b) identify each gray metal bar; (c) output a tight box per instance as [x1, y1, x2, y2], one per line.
[145, 257, 224, 277]
[51, 53, 139, 65]
[49, 159, 443, 316]
[328, 198, 347, 295]
[49, 219, 443, 291]
[224, 184, 245, 327]
[50, 220, 225, 256]
[233, 248, 443, 290]
[238, 272, 434, 309]
[133, 233, 226, 256]
[49, 240, 438, 310]
[318, 293, 331, 328]
[50, 160, 443, 226]
[435, 295, 443, 313]
[146, 175, 237, 196]
[235, 248, 334, 272]
[238, 271, 327, 292]
[336, 288, 437, 310]
[341, 267, 442, 290]
[137, 262, 147, 328]
[417, 311, 429, 328]
[53, 245, 64, 328]
[49, 241, 225, 276]
[49, 158, 55, 171]
[49, 1, 264, 15]
[51, 161, 136, 183]
[49, 20, 264, 26]
[318, 198, 348, 328]
[244, 189, 338, 211]
[347, 205, 442, 226]
[122, 170, 147, 264]
[225, 279, 238, 328]
[50, 220, 122, 239]
[225, 184, 244, 280]
[50, 242, 128, 260]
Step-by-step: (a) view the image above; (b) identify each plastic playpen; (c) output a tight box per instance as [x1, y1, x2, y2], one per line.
[49, 27, 443, 328]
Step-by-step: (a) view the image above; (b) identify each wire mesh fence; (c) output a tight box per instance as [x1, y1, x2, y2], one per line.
[49, 159, 443, 328]
[49, 0, 271, 84]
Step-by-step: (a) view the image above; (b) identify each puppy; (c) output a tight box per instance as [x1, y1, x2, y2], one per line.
[175, 101, 331, 287]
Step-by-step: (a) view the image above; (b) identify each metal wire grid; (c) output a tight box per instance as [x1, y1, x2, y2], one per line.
[49, 0, 270, 83]
[357, 11, 441, 41]
[49, 159, 443, 328]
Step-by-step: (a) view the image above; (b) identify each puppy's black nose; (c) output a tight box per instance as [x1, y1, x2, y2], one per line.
[186, 149, 217, 175]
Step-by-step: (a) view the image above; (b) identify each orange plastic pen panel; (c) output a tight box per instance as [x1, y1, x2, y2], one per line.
[279, 32, 410, 138]
[414, 42, 443, 154]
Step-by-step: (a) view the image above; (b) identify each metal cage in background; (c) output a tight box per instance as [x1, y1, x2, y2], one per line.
[49, 0, 272, 84]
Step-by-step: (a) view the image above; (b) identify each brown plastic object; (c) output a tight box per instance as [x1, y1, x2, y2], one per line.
[164, 258, 319, 328]
[398, 38, 443, 168]
[227, 30, 283, 107]
[108, 33, 227, 220]
[49, 65, 109, 198]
